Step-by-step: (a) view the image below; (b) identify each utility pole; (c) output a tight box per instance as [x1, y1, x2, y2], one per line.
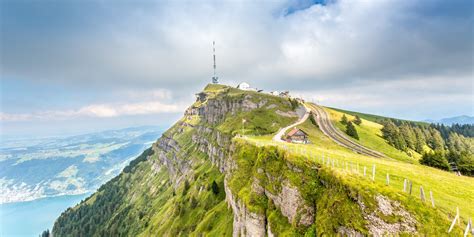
[212, 41, 219, 84]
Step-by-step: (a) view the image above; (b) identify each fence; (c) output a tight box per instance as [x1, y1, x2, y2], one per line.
[250, 139, 473, 235]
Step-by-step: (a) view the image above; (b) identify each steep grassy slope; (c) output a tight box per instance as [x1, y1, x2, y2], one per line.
[247, 118, 473, 230]
[52, 85, 471, 236]
[52, 84, 300, 236]
[326, 107, 421, 162]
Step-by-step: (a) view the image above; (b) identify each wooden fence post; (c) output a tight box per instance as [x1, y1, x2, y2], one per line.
[448, 207, 459, 233]
[420, 186, 425, 202]
[430, 190, 435, 207]
[386, 173, 390, 185]
[363, 166, 367, 176]
[463, 218, 471, 237]
[409, 181, 412, 195]
[403, 179, 407, 192]
[372, 165, 376, 181]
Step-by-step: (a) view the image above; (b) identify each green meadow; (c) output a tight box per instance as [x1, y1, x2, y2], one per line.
[242, 107, 473, 232]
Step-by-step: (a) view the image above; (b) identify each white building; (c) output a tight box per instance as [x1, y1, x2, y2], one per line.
[237, 82, 258, 91]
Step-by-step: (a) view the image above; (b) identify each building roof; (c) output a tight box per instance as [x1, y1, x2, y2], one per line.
[237, 82, 250, 89]
[287, 127, 308, 137]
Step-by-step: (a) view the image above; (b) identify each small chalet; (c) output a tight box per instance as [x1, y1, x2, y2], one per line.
[286, 127, 309, 144]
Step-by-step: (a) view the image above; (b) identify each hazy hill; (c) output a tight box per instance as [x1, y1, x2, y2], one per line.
[51, 85, 472, 236]
[425, 115, 474, 125]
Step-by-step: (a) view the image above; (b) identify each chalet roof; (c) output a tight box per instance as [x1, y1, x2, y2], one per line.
[287, 127, 308, 137]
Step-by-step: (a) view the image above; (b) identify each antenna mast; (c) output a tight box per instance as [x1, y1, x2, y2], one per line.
[212, 41, 219, 84]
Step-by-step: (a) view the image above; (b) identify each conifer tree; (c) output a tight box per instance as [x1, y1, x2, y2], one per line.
[353, 115, 362, 125]
[341, 114, 348, 125]
[346, 121, 359, 140]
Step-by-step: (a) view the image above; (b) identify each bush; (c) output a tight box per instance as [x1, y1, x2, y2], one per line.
[341, 114, 348, 125]
[449, 151, 474, 176]
[420, 151, 450, 171]
[211, 180, 219, 195]
[353, 115, 362, 125]
[289, 98, 299, 110]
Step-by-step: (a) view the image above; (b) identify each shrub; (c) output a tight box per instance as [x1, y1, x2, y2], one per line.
[211, 180, 219, 195]
[420, 151, 450, 171]
[353, 115, 362, 125]
[341, 114, 348, 125]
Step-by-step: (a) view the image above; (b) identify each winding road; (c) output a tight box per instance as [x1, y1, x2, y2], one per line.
[272, 104, 310, 142]
[307, 103, 386, 158]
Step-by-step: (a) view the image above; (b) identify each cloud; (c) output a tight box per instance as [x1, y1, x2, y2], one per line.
[0, 100, 184, 122]
[0, 0, 472, 125]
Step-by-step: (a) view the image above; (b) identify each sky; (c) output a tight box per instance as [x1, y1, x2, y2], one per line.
[1, 0, 473, 138]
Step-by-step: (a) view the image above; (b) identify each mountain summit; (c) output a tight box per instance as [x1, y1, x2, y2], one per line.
[51, 84, 472, 236]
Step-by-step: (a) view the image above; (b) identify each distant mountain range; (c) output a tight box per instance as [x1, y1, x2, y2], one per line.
[425, 115, 474, 125]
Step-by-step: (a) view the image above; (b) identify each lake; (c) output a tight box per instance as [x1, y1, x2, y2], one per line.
[0, 193, 90, 236]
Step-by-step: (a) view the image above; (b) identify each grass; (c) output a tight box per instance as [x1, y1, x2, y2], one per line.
[328, 107, 429, 126]
[56, 86, 472, 236]
[325, 107, 422, 163]
[242, 117, 474, 234]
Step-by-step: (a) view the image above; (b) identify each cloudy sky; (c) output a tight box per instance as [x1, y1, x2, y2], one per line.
[1, 0, 473, 137]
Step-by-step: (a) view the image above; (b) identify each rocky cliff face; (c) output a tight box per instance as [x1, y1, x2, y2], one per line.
[53, 85, 443, 236]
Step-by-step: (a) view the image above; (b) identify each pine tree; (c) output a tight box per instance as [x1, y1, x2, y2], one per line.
[413, 127, 426, 153]
[400, 123, 416, 150]
[346, 122, 359, 140]
[353, 115, 362, 125]
[341, 114, 348, 125]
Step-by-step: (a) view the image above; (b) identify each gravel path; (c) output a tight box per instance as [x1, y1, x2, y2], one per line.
[272, 104, 310, 142]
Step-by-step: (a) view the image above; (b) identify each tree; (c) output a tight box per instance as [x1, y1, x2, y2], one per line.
[211, 180, 219, 195]
[381, 120, 399, 146]
[288, 98, 299, 110]
[346, 122, 359, 140]
[341, 114, 348, 125]
[454, 152, 474, 176]
[400, 123, 416, 150]
[428, 128, 445, 151]
[420, 151, 450, 171]
[413, 127, 426, 153]
[40, 229, 50, 237]
[353, 115, 362, 125]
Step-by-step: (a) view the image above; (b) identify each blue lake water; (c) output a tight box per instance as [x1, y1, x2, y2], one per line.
[0, 193, 90, 237]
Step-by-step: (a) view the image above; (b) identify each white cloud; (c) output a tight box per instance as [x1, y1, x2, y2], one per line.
[1, 0, 472, 124]
[0, 100, 184, 122]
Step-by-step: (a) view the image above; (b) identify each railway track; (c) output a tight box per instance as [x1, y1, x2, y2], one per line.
[308, 103, 386, 158]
